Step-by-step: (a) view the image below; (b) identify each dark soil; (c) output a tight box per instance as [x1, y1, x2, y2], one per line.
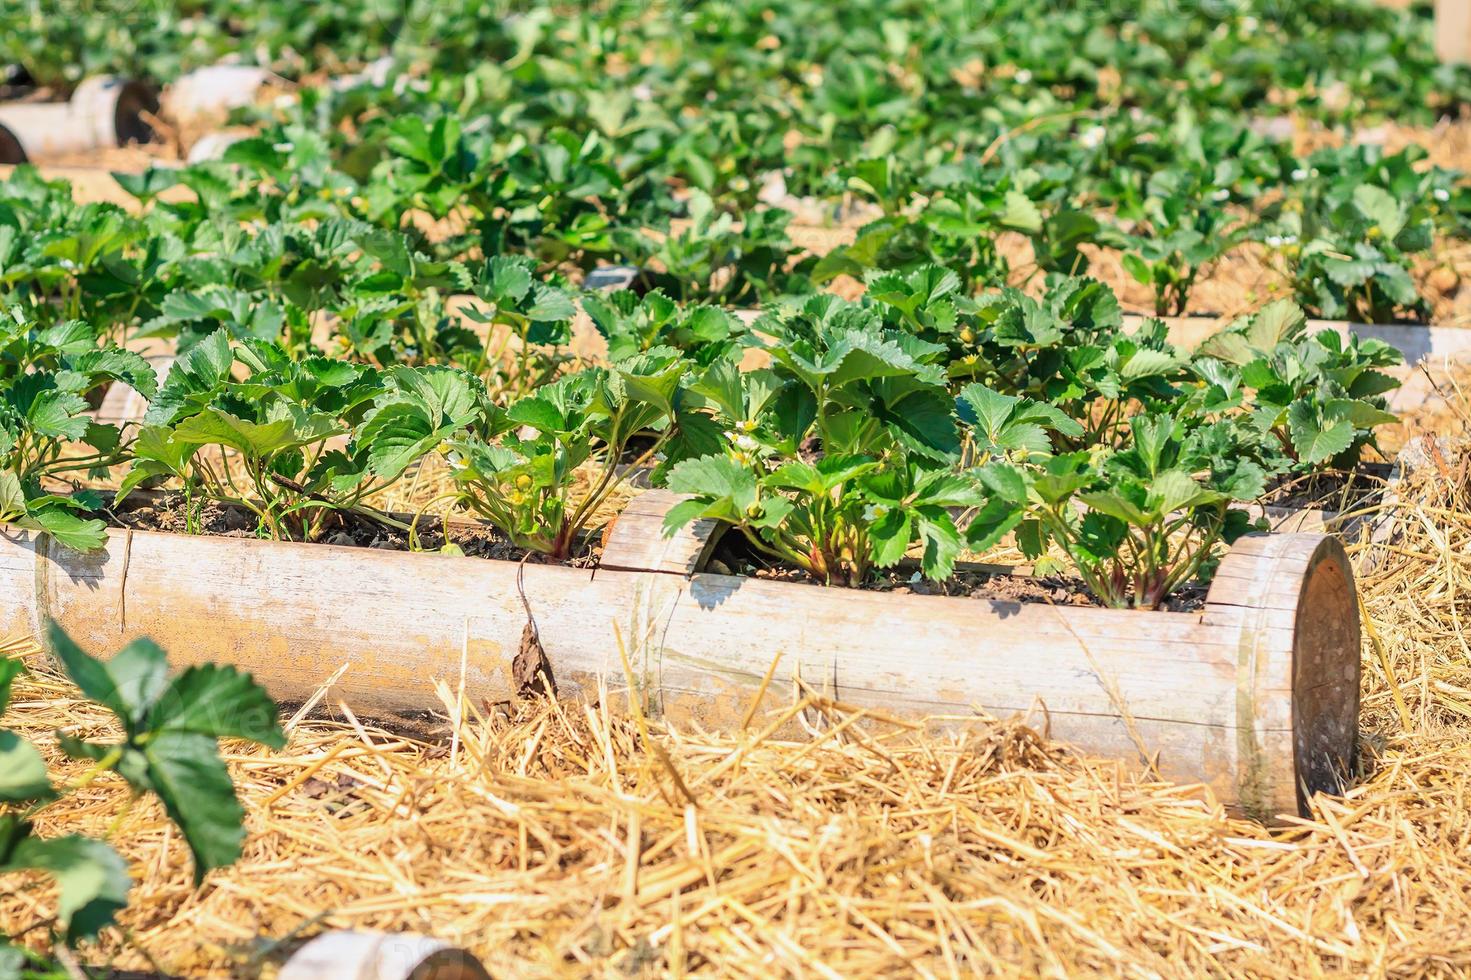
[104, 491, 601, 568]
[1261, 463, 1395, 512]
[705, 533, 1209, 612]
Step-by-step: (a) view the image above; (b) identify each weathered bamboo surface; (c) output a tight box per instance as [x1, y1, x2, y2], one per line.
[601, 489, 723, 574]
[0, 517, 1359, 818]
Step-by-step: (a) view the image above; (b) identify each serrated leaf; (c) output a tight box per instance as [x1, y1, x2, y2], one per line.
[142, 730, 246, 882]
[46, 624, 166, 728]
[0, 731, 51, 802]
[1287, 400, 1356, 464]
[664, 455, 758, 524]
[999, 189, 1044, 233]
[957, 384, 1019, 438]
[507, 396, 566, 434]
[1117, 347, 1178, 381]
[876, 385, 960, 459]
[659, 497, 715, 538]
[149, 664, 285, 749]
[172, 410, 305, 458]
[359, 402, 435, 481]
[1078, 490, 1151, 526]
[526, 283, 576, 322]
[28, 507, 107, 553]
[965, 497, 1026, 553]
[3, 833, 130, 942]
[867, 508, 913, 568]
[25, 390, 90, 441]
[1246, 299, 1305, 350]
[916, 508, 963, 581]
[1150, 468, 1219, 514]
[0, 470, 23, 518]
[1326, 398, 1398, 429]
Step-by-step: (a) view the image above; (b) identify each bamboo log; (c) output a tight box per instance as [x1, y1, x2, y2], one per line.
[0, 122, 21, 165]
[161, 65, 273, 129]
[601, 489, 724, 574]
[591, 494, 1361, 817]
[0, 504, 1359, 818]
[278, 931, 490, 980]
[0, 77, 156, 161]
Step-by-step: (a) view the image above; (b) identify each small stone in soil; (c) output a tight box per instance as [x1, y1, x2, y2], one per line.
[221, 508, 252, 532]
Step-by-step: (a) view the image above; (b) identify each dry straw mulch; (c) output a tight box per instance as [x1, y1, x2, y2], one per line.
[0, 384, 1469, 976]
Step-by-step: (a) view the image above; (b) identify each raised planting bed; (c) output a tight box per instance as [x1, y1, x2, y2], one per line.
[0, 484, 1360, 821]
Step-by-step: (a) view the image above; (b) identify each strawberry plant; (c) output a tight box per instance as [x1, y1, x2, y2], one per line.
[627, 193, 813, 305]
[664, 452, 999, 587]
[812, 208, 1014, 294]
[1195, 300, 1402, 469]
[445, 352, 685, 560]
[120, 332, 488, 541]
[661, 374, 1074, 587]
[483, 128, 638, 269]
[1257, 146, 1444, 323]
[1111, 161, 1252, 315]
[814, 161, 1090, 291]
[0, 623, 281, 963]
[1026, 411, 1267, 609]
[956, 278, 1183, 449]
[752, 294, 962, 459]
[0, 313, 157, 551]
[661, 299, 1012, 586]
[459, 256, 579, 399]
[957, 383, 1085, 465]
[581, 290, 748, 366]
[0, 201, 145, 340]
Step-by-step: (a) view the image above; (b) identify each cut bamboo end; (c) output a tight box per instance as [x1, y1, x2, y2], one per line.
[1204, 532, 1361, 817]
[0, 76, 156, 161]
[0, 122, 21, 165]
[600, 489, 724, 575]
[278, 930, 490, 980]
